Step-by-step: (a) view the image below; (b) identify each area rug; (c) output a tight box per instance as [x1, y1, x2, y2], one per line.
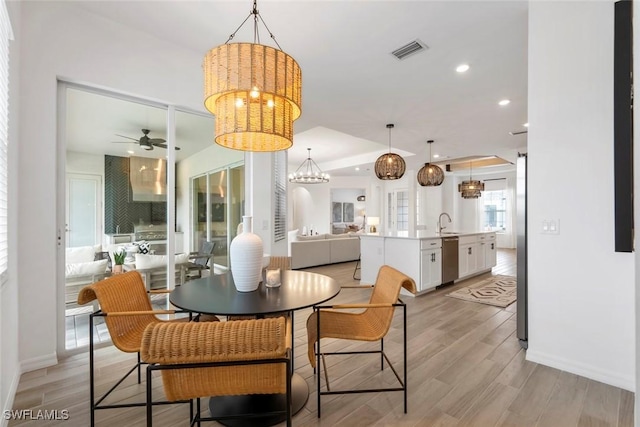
[446, 275, 516, 308]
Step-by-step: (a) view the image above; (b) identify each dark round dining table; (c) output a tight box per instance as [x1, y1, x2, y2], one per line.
[170, 269, 341, 427]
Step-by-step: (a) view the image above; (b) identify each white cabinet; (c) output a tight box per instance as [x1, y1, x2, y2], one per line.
[477, 242, 487, 271]
[458, 232, 496, 279]
[420, 248, 442, 292]
[459, 243, 477, 278]
[485, 239, 497, 268]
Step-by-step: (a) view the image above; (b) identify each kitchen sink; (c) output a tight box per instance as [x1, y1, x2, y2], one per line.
[439, 231, 461, 235]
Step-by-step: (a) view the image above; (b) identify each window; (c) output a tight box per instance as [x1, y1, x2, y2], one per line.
[274, 151, 286, 242]
[0, 0, 12, 285]
[396, 191, 409, 232]
[386, 189, 409, 237]
[483, 190, 507, 232]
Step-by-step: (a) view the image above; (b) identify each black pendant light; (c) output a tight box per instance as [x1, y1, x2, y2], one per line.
[458, 160, 484, 198]
[417, 140, 445, 186]
[375, 124, 406, 180]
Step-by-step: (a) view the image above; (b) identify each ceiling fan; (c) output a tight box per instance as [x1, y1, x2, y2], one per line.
[112, 128, 181, 150]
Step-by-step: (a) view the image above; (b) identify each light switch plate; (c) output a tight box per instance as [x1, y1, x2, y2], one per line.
[541, 219, 560, 234]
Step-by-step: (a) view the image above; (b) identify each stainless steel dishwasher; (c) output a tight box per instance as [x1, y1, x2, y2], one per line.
[441, 236, 459, 285]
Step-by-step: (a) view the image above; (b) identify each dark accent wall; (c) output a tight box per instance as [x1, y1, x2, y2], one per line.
[104, 155, 167, 233]
[614, 0, 634, 252]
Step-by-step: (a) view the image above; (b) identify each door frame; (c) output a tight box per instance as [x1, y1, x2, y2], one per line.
[56, 81, 179, 356]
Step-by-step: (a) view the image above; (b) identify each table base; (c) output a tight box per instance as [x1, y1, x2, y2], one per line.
[208, 373, 309, 427]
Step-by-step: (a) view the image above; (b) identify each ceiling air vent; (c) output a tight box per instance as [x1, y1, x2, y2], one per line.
[391, 39, 428, 60]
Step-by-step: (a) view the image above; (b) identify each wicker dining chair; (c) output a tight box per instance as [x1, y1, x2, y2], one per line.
[77, 271, 218, 426]
[227, 256, 292, 321]
[141, 316, 292, 427]
[267, 255, 291, 271]
[306, 265, 416, 417]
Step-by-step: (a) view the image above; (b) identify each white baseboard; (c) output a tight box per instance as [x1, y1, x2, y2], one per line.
[526, 349, 635, 392]
[2, 369, 21, 427]
[20, 352, 57, 373]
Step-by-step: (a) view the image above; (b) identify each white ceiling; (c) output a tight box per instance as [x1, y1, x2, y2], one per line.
[65, 1, 528, 175]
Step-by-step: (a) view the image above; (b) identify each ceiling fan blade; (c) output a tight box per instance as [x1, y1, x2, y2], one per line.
[114, 134, 140, 142]
[148, 138, 166, 143]
[111, 141, 135, 144]
[152, 142, 181, 150]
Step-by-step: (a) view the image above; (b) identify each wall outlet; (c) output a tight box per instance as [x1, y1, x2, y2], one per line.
[262, 220, 269, 230]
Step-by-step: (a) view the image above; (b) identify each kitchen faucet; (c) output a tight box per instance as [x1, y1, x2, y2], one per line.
[438, 212, 452, 234]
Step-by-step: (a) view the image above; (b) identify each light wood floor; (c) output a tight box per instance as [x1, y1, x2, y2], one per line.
[10, 250, 634, 426]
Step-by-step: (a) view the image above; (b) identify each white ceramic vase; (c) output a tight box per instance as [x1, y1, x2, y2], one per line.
[230, 216, 264, 292]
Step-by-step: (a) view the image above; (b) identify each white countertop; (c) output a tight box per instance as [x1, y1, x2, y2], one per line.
[360, 230, 495, 240]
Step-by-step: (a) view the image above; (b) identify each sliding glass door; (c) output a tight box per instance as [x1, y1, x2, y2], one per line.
[192, 164, 244, 269]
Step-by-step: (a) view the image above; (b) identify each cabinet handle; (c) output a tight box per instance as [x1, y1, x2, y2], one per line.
[432, 253, 435, 262]
[491, 243, 494, 250]
[468, 247, 472, 255]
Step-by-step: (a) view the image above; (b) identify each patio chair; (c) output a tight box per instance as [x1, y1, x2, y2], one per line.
[186, 241, 215, 279]
[306, 265, 416, 417]
[141, 316, 292, 426]
[76, 271, 218, 426]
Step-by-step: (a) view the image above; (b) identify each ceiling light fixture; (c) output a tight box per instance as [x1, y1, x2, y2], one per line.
[288, 148, 329, 184]
[458, 160, 484, 199]
[203, 0, 302, 152]
[417, 140, 445, 187]
[375, 124, 406, 180]
[498, 99, 511, 106]
[456, 64, 470, 73]
[524, 122, 529, 127]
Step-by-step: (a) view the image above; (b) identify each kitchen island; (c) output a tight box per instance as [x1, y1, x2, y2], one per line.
[360, 231, 496, 296]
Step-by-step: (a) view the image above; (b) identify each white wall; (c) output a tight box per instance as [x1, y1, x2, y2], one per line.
[417, 184, 443, 232]
[249, 152, 277, 256]
[330, 188, 366, 227]
[528, 1, 634, 390]
[16, 1, 207, 369]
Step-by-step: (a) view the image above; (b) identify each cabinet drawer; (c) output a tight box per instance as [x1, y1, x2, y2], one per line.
[420, 239, 442, 249]
[485, 233, 496, 241]
[458, 235, 478, 245]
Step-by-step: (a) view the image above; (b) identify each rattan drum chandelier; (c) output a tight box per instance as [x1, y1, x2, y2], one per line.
[203, 0, 302, 152]
[417, 140, 444, 186]
[458, 161, 484, 198]
[375, 124, 406, 180]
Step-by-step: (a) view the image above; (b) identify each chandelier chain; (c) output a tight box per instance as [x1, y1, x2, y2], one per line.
[223, 0, 283, 50]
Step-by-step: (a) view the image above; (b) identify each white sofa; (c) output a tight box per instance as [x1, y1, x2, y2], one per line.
[289, 233, 360, 269]
[65, 245, 110, 305]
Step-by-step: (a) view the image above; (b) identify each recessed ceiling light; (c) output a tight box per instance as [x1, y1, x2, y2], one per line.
[355, 167, 360, 171]
[499, 99, 511, 106]
[433, 154, 440, 158]
[456, 64, 470, 73]
[523, 122, 529, 127]
[127, 150, 134, 154]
